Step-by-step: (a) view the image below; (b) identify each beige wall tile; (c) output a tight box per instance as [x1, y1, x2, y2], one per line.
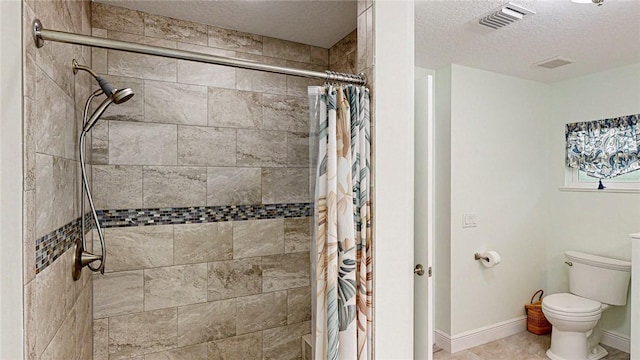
[93, 318, 109, 360]
[23, 3, 36, 59]
[40, 307, 76, 360]
[92, 28, 108, 74]
[329, 30, 357, 66]
[208, 331, 262, 360]
[287, 287, 311, 325]
[310, 46, 329, 66]
[100, 226, 173, 272]
[23, 191, 36, 284]
[93, 270, 144, 319]
[233, 219, 284, 259]
[24, 280, 36, 360]
[262, 321, 311, 360]
[109, 121, 177, 166]
[236, 69, 286, 95]
[144, 264, 208, 311]
[91, 120, 109, 165]
[208, 26, 263, 55]
[75, 284, 94, 360]
[109, 30, 177, 48]
[96, 75, 145, 122]
[93, 165, 143, 210]
[261, 168, 310, 204]
[144, 343, 208, 360]
[35, 253, 68, 357]
[145, 80, 207, 126]
[176, 42, 236, 57]
[357, 11, 367, 72]
[235, 52, 287, 67]
[23, 94, 36, 190]
[236, 129, 287, 167]
[263, 37, 310, 63]
[35, 155, 79, 238]
[177, 61, 236, 89]
[207, 258, 262, 301]
[208, 88, 263, 129]
[235, 291, 287, 335]
[144, 14, 207, 45]
[263, 94, 309, 133]
[284, 218, 311, 254]
[35, 39, 79, 97]
[286, 60, 325, 72]
[35, 67, 75, 159]
[108, 308, 178, 359]
[329, 52, 357, 75]
[35, 154, 55, 238]
[174, 223, 233, 265]
[262, 252, 310, 292]
[142, 166, 207, 208]
[177, 126, 236, 166]
[92, 2, 144, 35]
[177, 299, 236, 347]
[287, 132, 310, 167]
[286, 76, 323, 98]
[206, 167, 261, 206]
[108, 50, 177, 82]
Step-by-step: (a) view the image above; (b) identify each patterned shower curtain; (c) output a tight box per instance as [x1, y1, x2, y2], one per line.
[310, 85, 372, 360]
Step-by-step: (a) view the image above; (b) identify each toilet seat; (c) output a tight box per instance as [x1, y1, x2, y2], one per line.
[542, 293, 602, 318]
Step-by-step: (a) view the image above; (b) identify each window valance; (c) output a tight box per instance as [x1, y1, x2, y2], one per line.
[566, 114, 640, 181]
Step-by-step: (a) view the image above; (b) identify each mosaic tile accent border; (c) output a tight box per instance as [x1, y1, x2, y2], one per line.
[35, 216, 94, 275]
[96, 202, 312, 228]
[35, 202, 312, 274]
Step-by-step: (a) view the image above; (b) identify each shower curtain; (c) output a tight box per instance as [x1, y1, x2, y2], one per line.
[309, 85, 372, 360]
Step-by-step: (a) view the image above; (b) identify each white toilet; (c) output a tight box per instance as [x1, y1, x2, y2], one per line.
[542, 251, 631, 360]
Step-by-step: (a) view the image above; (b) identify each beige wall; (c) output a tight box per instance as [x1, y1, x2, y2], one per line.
[23, 0, 95, 359]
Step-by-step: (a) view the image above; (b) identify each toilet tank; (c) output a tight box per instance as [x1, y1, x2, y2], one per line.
[566, 251, 631, 306]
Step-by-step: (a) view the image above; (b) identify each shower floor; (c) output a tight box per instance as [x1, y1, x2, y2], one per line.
[433, 331, 630, 360]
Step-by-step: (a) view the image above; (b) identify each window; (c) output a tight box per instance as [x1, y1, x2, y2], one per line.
[565, 168, 640, 191]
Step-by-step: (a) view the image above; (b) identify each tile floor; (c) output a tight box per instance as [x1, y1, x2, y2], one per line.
[433, 331, 630, 360]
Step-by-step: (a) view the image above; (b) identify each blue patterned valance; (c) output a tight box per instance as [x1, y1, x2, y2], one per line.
[566, 114, 640, 180]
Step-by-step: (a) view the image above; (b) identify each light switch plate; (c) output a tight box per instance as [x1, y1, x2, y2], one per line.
[463, 213, 477, 228]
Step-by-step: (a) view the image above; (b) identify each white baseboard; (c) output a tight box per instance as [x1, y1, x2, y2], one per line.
[600, 329, 630, 354]
[434, 316, 527, 353]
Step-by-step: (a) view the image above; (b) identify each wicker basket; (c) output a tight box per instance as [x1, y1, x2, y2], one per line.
[525, 289, 551, 335]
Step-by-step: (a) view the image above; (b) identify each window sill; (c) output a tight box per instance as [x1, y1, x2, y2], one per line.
[559, 187, 640, 194]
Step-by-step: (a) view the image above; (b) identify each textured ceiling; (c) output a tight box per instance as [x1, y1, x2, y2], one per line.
[94, 0, 357, 49]
[415, 0, 640, 83]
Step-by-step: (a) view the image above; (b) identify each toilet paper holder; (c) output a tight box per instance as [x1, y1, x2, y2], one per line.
[474, 253, 489, 262]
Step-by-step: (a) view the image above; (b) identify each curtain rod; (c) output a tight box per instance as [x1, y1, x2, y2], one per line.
[32, 19, 366, 85]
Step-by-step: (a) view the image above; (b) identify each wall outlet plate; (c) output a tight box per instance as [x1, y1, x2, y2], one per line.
[463, 213, 477, 228]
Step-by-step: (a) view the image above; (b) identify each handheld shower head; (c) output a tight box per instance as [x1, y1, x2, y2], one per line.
[83, 88, 134, 133]
[112, 88, 134, 104]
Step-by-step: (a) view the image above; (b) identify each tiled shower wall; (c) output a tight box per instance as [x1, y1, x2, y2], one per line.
[89, 3, 326, 359]
[22, 0, 95, 359]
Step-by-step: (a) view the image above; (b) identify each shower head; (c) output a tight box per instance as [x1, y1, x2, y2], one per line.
[83, 88, 134, 133]
[112, 87, 134, 104]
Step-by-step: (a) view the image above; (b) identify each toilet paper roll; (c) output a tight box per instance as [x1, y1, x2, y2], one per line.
[480, 251, 501, 268]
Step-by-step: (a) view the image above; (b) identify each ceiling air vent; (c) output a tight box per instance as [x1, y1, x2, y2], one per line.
[534, 56, 575, 69]
[478, 3, 535, 30]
